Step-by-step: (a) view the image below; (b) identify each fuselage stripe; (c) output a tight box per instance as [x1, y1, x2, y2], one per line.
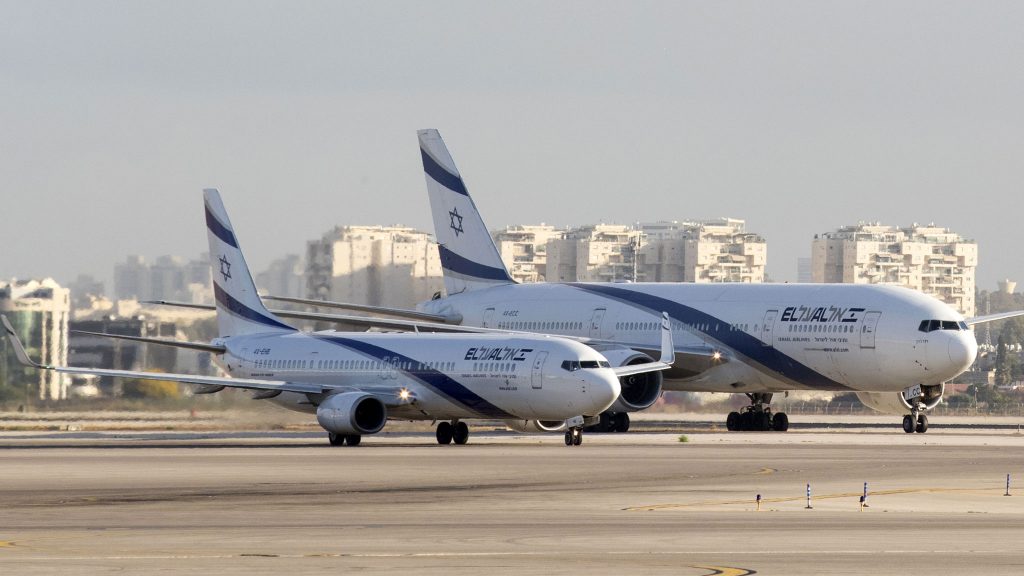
[316, 336, 516, 419]
[566, 283, 854, 391]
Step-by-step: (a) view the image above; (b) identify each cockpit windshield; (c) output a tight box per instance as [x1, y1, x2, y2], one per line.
[561, 360, 612, 371]
[918, 319, 969, 333]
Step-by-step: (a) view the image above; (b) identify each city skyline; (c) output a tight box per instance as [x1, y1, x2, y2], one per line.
[2, 2, 1022, 290]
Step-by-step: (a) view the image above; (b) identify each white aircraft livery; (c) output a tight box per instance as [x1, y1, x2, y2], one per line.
[3, 189, 681, 447]
[410, 128, 1013, 434]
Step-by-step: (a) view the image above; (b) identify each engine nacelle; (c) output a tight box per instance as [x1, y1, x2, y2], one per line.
[316, 392, 387, 435]
[856, 383, 945, 415]
[504, 419, 567, 433]
[599, 347, 663, 412]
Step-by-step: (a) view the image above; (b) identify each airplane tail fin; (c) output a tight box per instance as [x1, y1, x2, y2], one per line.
[418, 129, 515, 295]
[204, 188, 294, 337]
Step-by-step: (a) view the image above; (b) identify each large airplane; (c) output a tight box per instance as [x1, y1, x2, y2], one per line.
[3, 189, 679, 447]
[266, 129, 1017, 434]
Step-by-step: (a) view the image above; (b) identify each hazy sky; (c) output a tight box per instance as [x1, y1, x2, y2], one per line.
[2, 1, 1022, 292]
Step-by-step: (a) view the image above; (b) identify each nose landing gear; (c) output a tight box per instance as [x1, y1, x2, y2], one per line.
[564, 426, 583, 446]
[903, 405, 929, 434]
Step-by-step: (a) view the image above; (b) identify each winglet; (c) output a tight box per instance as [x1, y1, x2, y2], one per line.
[659, 312, 675, 365]
[1, 315, 43, 368]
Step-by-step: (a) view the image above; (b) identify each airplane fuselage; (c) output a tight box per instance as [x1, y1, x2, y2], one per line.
[419, 282, 977, 395]
[215, 330, 620, 421]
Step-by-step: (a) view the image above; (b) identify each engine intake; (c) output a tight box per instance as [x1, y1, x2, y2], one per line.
[855, 383, 945, 415]
[316, 392, 387, 435]
[599, 348, 664, 412]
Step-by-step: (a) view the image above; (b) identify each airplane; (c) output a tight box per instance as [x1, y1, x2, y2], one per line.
[2, 189, 679, 447]
[410, 129, 1024, 433]
[272, 129, 1020, 434]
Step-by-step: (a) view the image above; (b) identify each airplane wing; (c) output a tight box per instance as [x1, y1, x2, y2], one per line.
[966, 310, 1024, 326]
[612, 312, 676, 377]
[262, 295, 461, 324]
[3, 316, 415, 406]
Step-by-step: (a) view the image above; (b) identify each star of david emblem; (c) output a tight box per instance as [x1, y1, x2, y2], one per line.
[449, 207, 464, 237]
[218, 255, 232, 283]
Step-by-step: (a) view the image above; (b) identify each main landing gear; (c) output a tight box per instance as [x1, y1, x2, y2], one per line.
[726, 393, 789, 432]
[585, 411, 630, 433]
[564, 426, 583, 446]
[328, 432, 362, 446]
[436, 420, 470, 445]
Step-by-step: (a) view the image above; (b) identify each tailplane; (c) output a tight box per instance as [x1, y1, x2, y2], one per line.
[204, 188, 294, 336]
[418, 129, 515, 295]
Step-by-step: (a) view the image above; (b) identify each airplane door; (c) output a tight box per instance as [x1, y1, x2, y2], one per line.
[482, 307, 496, 328]
[589, 308, 607, 339]
[531, 351, 548, 389]
[761, 310, 777, 347]
[860, 311, 882, 349]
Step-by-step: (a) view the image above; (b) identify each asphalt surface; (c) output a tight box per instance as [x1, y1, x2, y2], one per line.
[2, 429, 1024, 575]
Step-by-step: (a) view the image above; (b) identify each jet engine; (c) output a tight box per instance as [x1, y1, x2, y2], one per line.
[600, 348, 664, 412]
[316, 392, 387, 435]
[855, 383, 945, 415]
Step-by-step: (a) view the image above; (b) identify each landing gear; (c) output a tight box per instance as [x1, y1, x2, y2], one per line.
[585, 411, 630, 433]
[564, 427, 583, 446]
[327, 432, 362, 446]
[725, 393, 789, 431]
[452, 421, 470, 445]
[436, 421, 469, 445]
[903, 405, 930, 434]
[436, 421, 453, 444]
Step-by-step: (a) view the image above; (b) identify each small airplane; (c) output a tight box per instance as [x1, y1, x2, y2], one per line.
[2, 189, 675, 447]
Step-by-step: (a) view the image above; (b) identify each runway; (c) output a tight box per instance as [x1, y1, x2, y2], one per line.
[2, 430, 1024, 574]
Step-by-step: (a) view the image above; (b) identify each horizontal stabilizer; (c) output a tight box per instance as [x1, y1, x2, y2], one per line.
[966, 310, 1024, 326]
[71, 329, 226, 354]
[263, 295, 461, 324]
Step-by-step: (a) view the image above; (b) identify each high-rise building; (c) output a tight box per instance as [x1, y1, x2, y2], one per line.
[545, 224, 643, 282]
[492, 225, 566, 283]
[255, 254, 305, 299]
[0, 279, 70, 401]
[305, 226, 443, 307]
[492, 219, 767, 285]
[113, 255, 211, 304]
[641, 218, 766, 283]
[811, 223, 977, 316]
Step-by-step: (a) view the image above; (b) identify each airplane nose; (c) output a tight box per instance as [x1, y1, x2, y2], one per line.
[948, 334, 977, 373]
[591, 372, 621, 414]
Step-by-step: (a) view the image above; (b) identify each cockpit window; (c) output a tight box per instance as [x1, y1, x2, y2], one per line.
[562, 360, 611, 371]
[918, 319, 967, 333]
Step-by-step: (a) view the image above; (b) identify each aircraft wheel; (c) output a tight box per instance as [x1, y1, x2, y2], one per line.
[614, 413, 630, 433]
[755, 411, 771, 431]
[916, 414, 929, 434]
[564, 431, 573, 446]
[726, 411, 740, 431]
[436, 421, 454, 444]
[328, 432, 345, 446]
[902, 415, 915, 434]
[345, 434, 361, 446]
[573, 430, 583, 446]
[772, 412, 789, 432]
[452, 421, 470, 445]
